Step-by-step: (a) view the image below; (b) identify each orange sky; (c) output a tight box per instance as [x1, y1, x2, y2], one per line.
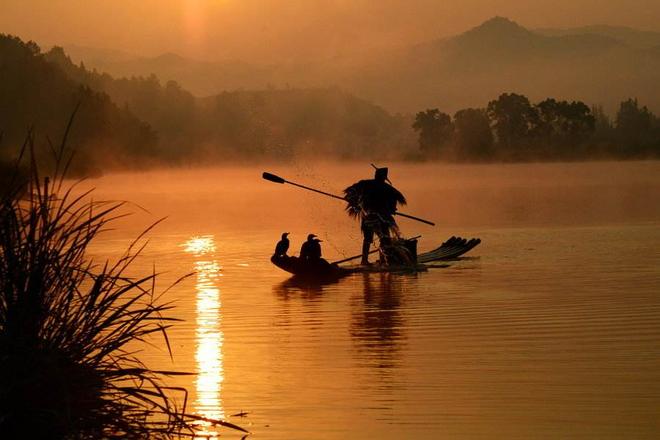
[2, 0, 659, 61]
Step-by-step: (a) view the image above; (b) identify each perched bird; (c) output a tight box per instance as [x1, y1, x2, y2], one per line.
[274, 232, 290, 257]
[300, 233, 322, 260]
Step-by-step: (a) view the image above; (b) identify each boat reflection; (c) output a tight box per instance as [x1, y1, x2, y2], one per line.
[273, 271, 412, 372]
[183, 236, 224, 438]
[273, 275, 341, 300]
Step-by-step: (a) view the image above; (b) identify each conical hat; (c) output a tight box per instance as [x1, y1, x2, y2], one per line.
[374, 167, 388, 181]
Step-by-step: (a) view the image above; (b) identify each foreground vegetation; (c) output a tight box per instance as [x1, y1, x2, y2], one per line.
[0, 126, 246, 438]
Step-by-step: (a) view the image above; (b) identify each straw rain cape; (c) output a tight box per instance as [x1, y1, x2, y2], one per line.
[343, 179, 407, 235]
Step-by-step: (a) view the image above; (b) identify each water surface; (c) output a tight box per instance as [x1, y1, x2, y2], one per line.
[86, 161, 660, 439]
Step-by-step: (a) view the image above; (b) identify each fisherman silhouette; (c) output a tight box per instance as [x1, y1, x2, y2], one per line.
[343, 167, 407, 265]
[300, 233, 322, 261]
[274, 232, 290, 257]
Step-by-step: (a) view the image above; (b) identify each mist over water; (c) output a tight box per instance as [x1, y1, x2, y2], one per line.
[88, 161, 660, 238]
[81, 161, 660, 439]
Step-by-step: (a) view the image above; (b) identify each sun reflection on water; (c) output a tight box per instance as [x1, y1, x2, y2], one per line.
[183, 235, 224, 438]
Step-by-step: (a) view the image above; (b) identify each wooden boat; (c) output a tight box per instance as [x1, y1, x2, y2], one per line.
[271, 235, 481, 280]
[270, 255, 350, 280]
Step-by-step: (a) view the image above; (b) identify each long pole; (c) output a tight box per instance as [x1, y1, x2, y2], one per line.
[284, 180, 344, 201]
[262, 172, 435, 226]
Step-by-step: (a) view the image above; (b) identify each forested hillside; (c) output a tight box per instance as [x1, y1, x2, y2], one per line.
[0, 35, 157, 173]
[1, 32, 657, 176]
[44, 41, 412, 162]
[1, 35, 411, 172]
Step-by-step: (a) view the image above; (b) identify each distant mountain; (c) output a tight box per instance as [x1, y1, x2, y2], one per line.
[63, 44, 137, 65]
[407, 17, 622, 70]
[345, 17, 660, 113]
[45, 44, 410, 162]
[61, 17, 660, 114]
[441, 16, 542, 56]
[63, 45, 276, 96]
[536, 25, 660, 49]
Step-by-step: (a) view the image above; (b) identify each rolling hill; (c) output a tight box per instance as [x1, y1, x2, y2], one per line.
[347, 17, 660, 113]
[62, 17, 660, 115]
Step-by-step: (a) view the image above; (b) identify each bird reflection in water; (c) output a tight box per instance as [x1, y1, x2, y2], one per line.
[273, 275, 339, 301]
[183, 236, 224, 438]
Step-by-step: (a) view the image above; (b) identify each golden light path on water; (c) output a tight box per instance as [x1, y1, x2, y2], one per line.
[183, 236, 224, 438]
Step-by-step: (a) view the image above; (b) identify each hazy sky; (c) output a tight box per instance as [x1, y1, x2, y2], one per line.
[2, 0, 659, 62]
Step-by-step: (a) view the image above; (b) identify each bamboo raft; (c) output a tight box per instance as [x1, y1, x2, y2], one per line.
[271, 235, 481, 280]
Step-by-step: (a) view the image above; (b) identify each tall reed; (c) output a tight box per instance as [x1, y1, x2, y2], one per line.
[0, 119, 246, 438]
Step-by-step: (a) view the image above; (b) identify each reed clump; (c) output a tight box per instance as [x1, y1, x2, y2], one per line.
[0, 127, 246, 438]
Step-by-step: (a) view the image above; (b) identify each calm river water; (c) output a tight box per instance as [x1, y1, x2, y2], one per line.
[85, 161, 660, 439]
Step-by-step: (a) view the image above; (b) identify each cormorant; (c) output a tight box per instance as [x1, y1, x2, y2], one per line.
[274, 232, 290, 257]
[300, 233, 322, 260]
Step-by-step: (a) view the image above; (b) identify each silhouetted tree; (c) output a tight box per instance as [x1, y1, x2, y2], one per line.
[592, 105, 613, 136]
[589, 105, 615, 156]
[453, 108, 493, 160]
[615, 98, 659, 157]
[487, 93, 538, 154]
[535, 99, 595, 157]
[412, 109, 453, 158]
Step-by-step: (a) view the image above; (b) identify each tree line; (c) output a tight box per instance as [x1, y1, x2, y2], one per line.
[413, 93, 660, 161]
[2, 33, 659, 177]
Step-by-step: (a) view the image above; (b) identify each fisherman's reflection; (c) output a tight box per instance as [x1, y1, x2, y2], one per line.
[350, 273, 411, 370]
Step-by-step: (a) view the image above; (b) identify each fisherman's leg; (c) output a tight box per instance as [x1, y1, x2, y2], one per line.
[374, 221, 390, 244]
[362, 230, 374, 265]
